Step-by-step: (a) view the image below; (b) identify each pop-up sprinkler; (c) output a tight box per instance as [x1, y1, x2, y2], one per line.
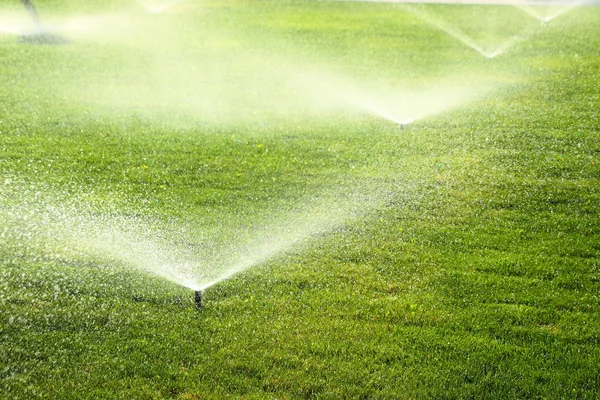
[194, 290, 202, 309]
[20, 0, 67, 44]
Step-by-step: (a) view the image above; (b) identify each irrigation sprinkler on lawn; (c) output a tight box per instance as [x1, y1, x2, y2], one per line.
[194, 290, 202, 310]
[20, 0, 67, 44]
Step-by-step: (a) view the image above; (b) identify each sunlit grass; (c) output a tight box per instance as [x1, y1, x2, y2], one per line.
[1, 0, 599, 398]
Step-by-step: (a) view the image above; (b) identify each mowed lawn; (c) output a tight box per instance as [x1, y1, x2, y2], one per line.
[0, 0, 599, 398]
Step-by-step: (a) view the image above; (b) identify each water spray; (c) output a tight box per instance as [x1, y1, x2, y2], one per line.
[20, 0, 67, 44]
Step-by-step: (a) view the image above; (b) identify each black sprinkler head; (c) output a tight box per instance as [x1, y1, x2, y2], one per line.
[195, 290, 202, 310]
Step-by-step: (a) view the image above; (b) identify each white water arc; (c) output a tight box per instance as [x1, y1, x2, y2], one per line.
[351, 81, 494, 126]
[406, 5, 492, 57]
[0, 177, 393, 294]
[515, 0, 588, 22]
[405, 3, 547, 58]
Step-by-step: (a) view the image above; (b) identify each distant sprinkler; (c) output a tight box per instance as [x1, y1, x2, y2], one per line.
[397, 118, 415, 129]
[194, 290, 202, 309]
[486, 51, 501, 60]
[20, 0, 67, 44]
[21, 0, 40, 27]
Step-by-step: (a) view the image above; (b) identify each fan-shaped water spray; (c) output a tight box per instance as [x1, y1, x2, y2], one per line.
[515, 0, 589, 22]
[404, 3, 543, 58]
[0, 0, 549, 306]
[0, 176, 402, 297]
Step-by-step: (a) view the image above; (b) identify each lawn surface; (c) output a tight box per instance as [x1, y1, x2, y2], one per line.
[1, 0, 599, 398]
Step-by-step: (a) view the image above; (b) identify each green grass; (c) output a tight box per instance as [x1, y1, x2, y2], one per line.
[1, 0, 599, 398]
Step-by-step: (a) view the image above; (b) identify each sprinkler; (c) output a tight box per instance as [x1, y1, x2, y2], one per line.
[397, 119, 415, 129]
[22, 0, 40, 27]
[194, 290, 202, 309]
[20, 0, 67, 44]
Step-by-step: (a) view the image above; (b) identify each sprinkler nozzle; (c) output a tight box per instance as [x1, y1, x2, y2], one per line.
[194, 290, 202, 309]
